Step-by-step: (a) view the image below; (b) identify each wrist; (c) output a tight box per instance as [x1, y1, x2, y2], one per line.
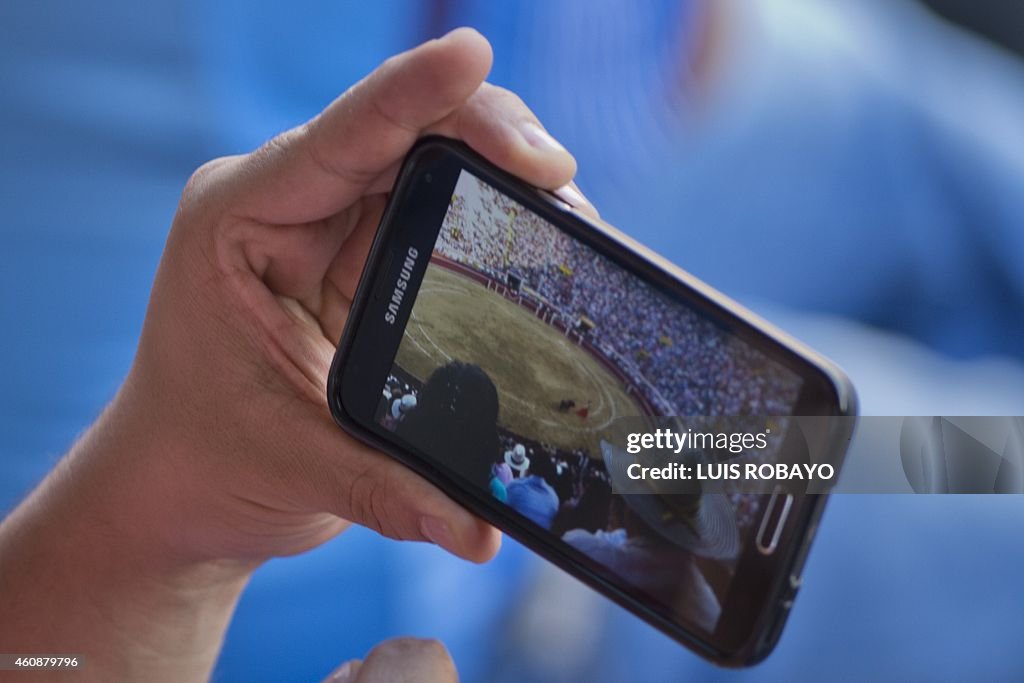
[0, 387, 255, 681]
[71, 376, 261, 572]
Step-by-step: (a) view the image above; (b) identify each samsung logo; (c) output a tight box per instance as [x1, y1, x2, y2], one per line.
[384, 247, 419, 325]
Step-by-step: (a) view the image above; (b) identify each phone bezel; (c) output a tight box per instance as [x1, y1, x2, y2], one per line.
[327, 136, 857, 666]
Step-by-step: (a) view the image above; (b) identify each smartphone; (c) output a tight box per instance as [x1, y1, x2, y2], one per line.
[327, 136, 857, 666]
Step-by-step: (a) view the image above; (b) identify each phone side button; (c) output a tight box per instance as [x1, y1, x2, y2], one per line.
[755, 488, 794, 555]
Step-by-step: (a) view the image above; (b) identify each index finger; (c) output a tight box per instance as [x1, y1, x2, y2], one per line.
[232, 28, 577, 225]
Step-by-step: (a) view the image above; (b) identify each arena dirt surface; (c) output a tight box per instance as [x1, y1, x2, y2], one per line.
[395, 265, 647, 456]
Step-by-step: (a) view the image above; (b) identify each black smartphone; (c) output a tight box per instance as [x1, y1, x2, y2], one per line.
[327, 136, 856, 666]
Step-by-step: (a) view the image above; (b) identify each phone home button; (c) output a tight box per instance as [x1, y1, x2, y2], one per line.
[756, 487, 794, 555]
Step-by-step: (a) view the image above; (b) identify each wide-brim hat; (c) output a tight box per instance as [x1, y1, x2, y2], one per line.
[601, 440, 740, 560]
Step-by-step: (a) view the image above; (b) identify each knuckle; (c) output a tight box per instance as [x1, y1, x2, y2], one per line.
[180, 156, 232, 207]
[346, 463, 401, 539]
[174, 156, 241, 238]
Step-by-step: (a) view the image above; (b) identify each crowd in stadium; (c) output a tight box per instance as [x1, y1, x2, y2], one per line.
[378, 369, 615, 538]
[380, 358, 768, 539]
[437, 181, 570, 275]
[436, 175, 802, 418]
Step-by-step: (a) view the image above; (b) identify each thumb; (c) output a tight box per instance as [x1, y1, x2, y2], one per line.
[360, 638, 458, 683]
[233, 27, 493, 224]
[267, 403, 500, 563]
[323, 660, 362, 683]
[322, 638, 457, 683]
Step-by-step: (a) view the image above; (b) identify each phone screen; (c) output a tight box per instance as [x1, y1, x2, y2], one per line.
[372, 169, 805, 637]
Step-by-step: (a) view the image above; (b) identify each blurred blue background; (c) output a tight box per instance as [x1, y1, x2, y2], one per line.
[3, 0, 1024, 680]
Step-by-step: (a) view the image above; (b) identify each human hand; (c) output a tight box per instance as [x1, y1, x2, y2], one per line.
[0, 29, 593, 681]
[104, 27, 592, 567]
[323, 638, 457, 683]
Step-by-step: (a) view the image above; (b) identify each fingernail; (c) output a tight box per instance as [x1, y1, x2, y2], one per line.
[555, 184, 587, 208]
[420, 517, 456, 552]
[519, 121, 567, 154]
